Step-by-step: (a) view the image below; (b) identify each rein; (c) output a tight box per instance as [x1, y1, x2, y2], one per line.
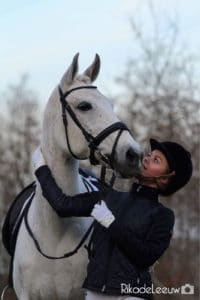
[24, 210, 94, 260]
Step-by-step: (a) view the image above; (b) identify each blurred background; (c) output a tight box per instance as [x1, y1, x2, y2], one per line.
[0, 0, 199, 299]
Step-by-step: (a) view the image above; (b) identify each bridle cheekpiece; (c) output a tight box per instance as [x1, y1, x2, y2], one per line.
[58, 85, 129, 169]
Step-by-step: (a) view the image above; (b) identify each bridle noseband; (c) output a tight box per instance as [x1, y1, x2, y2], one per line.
[59, 85, 129, 168]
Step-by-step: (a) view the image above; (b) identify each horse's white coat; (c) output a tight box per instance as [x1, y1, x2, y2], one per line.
[13, 54, 142, 300]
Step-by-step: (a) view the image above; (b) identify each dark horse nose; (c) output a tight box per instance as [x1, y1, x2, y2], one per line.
[126, 148, 140, 166]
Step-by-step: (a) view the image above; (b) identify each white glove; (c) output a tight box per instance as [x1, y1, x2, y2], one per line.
[32, 147, 46, 171]
[91, 200, 115, 228]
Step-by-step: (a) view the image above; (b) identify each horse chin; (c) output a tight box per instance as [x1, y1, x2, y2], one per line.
[94, 152, 140, 178]
[119, 168, 139, 179]
[114, 162, 140, 179]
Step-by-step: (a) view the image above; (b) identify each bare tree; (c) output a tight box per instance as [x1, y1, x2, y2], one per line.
[114, 3, 200, 300]
[0, 75, 41, 282]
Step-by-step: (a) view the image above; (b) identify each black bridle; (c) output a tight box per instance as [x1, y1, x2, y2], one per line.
[24, 85, 130, 261]
[58, 85, 129, 168]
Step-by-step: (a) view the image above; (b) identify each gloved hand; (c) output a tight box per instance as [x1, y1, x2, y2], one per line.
[91, 200, 115, 228]
[32, 146, 46, 171]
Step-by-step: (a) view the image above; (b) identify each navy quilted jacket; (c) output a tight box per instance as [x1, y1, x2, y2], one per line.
[36, 166, 175, 300]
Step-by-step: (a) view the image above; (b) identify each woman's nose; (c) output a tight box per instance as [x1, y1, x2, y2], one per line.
[142, 156, 148, 163]
[143, 156, 149, 164]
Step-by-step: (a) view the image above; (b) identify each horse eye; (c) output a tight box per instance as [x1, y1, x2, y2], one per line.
[77, 101, 93, 111]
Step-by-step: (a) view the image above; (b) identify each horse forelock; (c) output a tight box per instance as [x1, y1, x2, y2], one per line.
[76, 74, 91, 84]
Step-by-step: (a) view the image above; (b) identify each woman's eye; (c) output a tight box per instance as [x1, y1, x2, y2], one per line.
[77, 102, 93, 111]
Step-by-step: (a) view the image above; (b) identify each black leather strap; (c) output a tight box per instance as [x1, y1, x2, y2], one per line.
[24, 210, 94, 260]
[58, 85, 129, 167]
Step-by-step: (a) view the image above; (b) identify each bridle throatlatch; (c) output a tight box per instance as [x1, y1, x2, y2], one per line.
[58, 85, 129, 168]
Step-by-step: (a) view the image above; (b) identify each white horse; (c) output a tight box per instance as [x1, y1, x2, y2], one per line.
[12, 54, 142, 300]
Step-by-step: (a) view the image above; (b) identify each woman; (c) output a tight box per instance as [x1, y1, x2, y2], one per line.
[32, 138, 193, 300]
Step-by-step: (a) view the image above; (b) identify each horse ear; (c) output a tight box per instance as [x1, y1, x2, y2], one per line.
[83, 54, 100, 82]
[60, 53, 79, 88]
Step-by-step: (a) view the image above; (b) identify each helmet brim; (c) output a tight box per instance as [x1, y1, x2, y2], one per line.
[150, 138, 175, 172]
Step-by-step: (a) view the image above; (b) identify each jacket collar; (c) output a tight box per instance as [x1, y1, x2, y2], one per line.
[131, 183, 159, 201]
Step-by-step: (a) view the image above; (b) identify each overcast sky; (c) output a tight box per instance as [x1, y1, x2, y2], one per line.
[1, 0, 200, 104]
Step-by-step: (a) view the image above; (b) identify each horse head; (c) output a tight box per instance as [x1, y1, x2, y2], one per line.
[42, 53, 142, 178]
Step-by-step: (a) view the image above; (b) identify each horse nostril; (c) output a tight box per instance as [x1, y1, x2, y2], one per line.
[126, 148, 139, 164]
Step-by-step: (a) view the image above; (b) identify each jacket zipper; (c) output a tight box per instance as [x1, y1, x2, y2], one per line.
[101, 284, 106, 292]
[102, 265, 141, 291]
[101, 243, 114, 293]
[136, 268, 140, 284]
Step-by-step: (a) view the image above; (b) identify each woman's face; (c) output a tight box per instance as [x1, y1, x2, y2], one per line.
[140, 149, 169, 178]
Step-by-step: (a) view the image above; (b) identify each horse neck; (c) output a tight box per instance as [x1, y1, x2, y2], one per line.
[42, 146, 83, 195]
[29, 145, 87, 245]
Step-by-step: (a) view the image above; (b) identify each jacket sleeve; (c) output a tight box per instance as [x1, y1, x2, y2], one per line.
[35, 165, 102, 217]
[108, 206, 175, 269]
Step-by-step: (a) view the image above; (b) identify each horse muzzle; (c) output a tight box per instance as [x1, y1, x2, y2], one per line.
[113, 146, 143, 178]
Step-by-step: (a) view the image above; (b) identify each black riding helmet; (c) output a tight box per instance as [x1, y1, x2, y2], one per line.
[150, 139, 193, 196]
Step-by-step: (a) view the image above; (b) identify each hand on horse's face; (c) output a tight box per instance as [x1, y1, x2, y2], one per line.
[32, 147, 46, 171]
